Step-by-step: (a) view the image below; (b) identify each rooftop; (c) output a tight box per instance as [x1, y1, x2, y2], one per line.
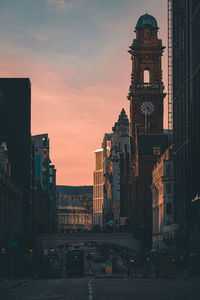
[136, 13, 158, 29]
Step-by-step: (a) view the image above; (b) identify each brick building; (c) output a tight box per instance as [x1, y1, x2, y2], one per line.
[127, 14, 169, 246]
[151, 146, 174, 251]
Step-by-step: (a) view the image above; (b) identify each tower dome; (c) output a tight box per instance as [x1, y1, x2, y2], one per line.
[136, 13, 158, 29]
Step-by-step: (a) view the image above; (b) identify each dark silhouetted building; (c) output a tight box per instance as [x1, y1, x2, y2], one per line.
[0, 142, 23, 278]
[33, 180, 49, 234]
[128, 14, 168, 246]
[32, 134, 57, 233]
[104, 109, 130, 230]
[172, 0, 200, 254]
[0, 78, 32, 243]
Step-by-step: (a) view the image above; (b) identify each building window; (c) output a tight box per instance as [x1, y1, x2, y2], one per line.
[165, 164, 172, 177]
[166, 183, 172, 194]
[166, 203, 172, 215]
[42, 137, 46, 146]
[153, 146, 161, 156]
[144, 69, 150, 83]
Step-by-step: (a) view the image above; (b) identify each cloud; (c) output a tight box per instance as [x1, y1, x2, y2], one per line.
[47, 0, 81, 11]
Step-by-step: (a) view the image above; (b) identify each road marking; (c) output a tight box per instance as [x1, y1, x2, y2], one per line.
[88, 279, 93, 300]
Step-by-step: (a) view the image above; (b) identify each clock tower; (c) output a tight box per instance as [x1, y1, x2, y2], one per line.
[128, 13, 166, 138]
[126, 14, 168, 245]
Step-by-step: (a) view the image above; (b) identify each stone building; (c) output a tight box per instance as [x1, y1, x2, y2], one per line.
[0, 142, 23, 278]
[127, 14, 169, 246]
[104, 109, 129, 230]
[32, 134, 57, 233]
[93, 148, 104, 227]
[58, 197, 92, 234]
[56, 185, 93, 215]
[32, 134, 50, 193]
[151, 146, 175, 251]
[93, 134, 113, 228]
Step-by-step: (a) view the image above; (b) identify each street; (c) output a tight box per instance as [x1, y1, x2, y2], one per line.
[0, 277, 200, 300]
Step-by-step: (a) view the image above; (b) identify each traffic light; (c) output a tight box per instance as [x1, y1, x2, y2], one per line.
[49, 249, 55, 263]
[105, 260, 112, 275]
[146, 257, 150, 263]
[28, 249, 33, 257]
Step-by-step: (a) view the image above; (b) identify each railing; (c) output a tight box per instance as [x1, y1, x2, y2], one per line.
[136, 83, 161, 89]
[127, 83, 163, 100]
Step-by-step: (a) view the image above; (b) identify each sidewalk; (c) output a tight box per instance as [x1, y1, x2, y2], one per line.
[0, 278, 31, 292]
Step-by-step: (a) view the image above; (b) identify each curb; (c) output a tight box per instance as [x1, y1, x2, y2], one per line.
[0, 278, 31, 293]
[94, 275, 127, 279]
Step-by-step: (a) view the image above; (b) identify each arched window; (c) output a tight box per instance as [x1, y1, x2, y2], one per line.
[144, 69, 150, 83]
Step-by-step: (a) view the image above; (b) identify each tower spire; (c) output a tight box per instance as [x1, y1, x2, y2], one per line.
[128, 13, 166, 137]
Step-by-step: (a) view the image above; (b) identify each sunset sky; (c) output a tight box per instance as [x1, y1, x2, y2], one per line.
[0, 0, 168, 186]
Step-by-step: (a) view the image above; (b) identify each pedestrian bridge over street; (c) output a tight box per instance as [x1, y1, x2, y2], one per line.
[36, 232, 141, 252]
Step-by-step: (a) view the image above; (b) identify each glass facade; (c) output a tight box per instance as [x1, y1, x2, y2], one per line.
[172, 0, 200, 249]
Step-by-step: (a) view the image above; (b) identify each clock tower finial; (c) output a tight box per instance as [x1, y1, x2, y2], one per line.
[128, 14, 166, 138]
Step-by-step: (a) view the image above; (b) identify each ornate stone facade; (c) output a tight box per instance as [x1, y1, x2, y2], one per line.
[0, 142, 23, 276]
[58, 197, 92, 234]
[104, 109, 129, 230]
[128, 13, 166, 138]
[127, 14, 169, 245]
[151, 147, 174, 251]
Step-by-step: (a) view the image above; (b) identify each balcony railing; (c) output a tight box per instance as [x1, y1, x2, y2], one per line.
[136, 83, 161, 89]
[127, 83, 164, 100]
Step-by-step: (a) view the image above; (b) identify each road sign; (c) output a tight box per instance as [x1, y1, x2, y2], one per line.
[107, 220, 113, 227]
[9, 241, 18, 247]
[105, 260, 112, 276]
[119, 217, 127, 226]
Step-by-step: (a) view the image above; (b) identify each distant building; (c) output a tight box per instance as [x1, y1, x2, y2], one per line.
[57, 197, 92, 234]
[57, 185, 93, 195]
[102, 133, 113, 225]
[104, 109, 130, 230]
[32, 134, 57, 233]
[0, 78, 32, 242]
[32, 134, 50, 193]
[49, 165, 57, 231]
[56, 185, 93, 215]
[56, 185, 93, 232]
[93, 148, 104, 227]
[79, 194, 93, 215]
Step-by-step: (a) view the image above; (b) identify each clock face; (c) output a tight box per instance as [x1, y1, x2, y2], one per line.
[141, 101, 154, 115]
